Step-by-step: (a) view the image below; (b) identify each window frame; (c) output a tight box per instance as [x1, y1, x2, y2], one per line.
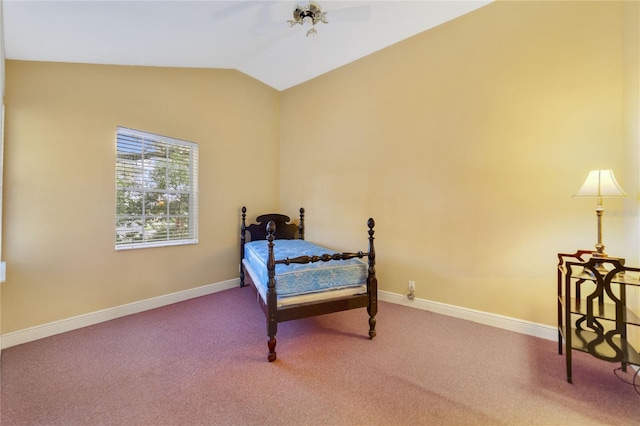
[115, 126, 198, 250]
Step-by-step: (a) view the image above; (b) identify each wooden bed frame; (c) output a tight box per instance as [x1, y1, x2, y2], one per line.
[240, 206, 378, 362]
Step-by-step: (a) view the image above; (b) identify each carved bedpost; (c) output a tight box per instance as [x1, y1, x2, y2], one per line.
[366, 218, 377, 340]
[299, 207, 305, 240]
[266, 220, 278, 362]
[240, 207, 247, 287]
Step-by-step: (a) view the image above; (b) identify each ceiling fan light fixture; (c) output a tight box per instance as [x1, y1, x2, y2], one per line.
[288, 1, 327, 37]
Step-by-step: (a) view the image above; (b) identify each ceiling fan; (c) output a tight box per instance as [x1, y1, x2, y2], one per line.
[289, 2, 326, 36]
[247, 1, 372, 38]
[289, 1, 371, 36]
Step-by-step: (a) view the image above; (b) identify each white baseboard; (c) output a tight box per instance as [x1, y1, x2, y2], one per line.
[378, 290, 557, 341]
[1, 278, 239, 350]
[1, 282, 556, 351]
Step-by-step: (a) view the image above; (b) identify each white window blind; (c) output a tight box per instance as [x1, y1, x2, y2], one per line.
[115, 127, 198, 250]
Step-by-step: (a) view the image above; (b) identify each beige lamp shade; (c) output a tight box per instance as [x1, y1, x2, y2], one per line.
[574, 169, 627, 198]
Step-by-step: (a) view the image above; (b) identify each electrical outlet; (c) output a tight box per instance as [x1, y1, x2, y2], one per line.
[407, 280, 415, 301]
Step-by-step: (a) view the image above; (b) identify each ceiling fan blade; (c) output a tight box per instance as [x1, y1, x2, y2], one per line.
[251, 19, 290, 37]
[212, 1, 288, 24]
[324, 5, 371, 24]
[211, 1, 258, 21]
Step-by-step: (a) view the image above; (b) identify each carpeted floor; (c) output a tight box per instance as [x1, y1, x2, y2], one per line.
[1, 286, 639, 425]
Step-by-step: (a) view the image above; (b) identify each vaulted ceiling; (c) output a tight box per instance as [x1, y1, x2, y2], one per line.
[2, 1, 492, 91]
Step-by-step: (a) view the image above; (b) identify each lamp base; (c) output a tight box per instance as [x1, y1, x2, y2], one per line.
[591, 249, 609, 273]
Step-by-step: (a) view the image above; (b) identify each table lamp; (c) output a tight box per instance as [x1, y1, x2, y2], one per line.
[573, 169, 627, 258]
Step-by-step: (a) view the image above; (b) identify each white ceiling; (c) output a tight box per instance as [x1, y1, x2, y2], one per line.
[2, 0, 492, 91]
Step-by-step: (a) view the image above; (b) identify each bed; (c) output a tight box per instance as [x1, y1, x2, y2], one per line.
[240, 206, 378, 361]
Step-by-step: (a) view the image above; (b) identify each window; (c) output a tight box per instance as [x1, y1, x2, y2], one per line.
[115, 127, 198, 250]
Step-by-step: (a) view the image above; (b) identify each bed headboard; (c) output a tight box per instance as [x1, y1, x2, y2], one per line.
[241, 206, 305, 242]
[240, 207, 305, 287]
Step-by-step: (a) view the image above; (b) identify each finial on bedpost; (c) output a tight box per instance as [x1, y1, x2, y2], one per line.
[240, 206, 247, 287]
[266, 220, 275, 238]
[299, 207, 305, 240]
[367, 218, 375, 272]
[241, 206, 247, 240]
[241, 207, 247, 235]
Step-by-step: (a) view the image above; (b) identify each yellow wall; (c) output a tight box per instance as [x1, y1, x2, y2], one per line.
[1, 1, 638, 334]
[623, 0, 640, 265]
[279, 1, 638, 325]
[0, 0, 5, 349]
[2, 62, 280, 333]
[622, 1, 640, 345]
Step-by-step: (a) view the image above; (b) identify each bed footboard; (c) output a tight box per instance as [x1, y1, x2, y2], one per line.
[264, 218, 377, 362]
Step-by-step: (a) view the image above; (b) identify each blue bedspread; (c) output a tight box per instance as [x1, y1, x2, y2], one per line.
[244, 239, 368, 296]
